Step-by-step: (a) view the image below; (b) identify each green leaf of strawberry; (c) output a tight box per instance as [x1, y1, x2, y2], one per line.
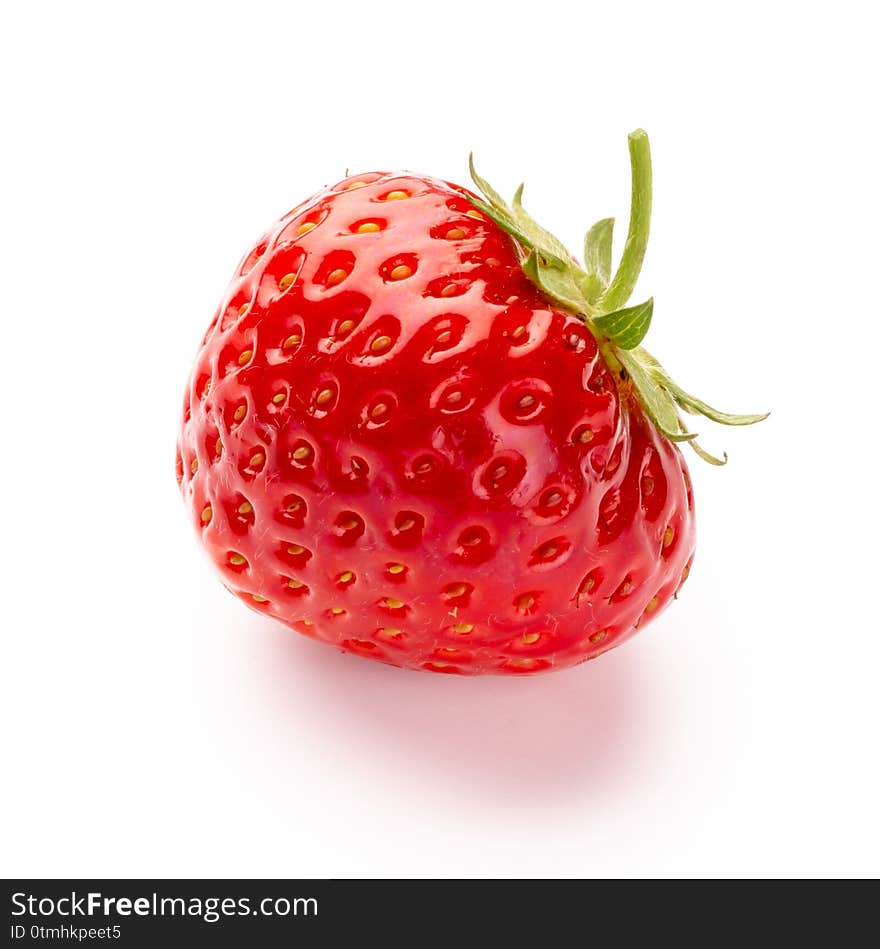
[583, 217, 614, 300]
[521, 250, 590, 315]
[593, 298, 653, 350]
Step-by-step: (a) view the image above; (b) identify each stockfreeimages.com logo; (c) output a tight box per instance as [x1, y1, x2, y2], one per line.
[11, 891, 318, 925]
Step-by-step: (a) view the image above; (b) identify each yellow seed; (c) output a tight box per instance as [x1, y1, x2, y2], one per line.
[293, 445, 312, 462]
[371, 335, 392, 353]
[645, 596, 659, 612]
[282, 334, 302, 349]
[278, 273, 296, 291]
[541, 544, 558, 559]
[452, 622, 473, 634]
[252, 594, 268, 603]
[215, 438, 223, 456]
[201, 505, 212, 524]
[389, 264, 413, 280]
[509, 658, 536, 668]
[301, 619, 314, 626]
[589, 629, 607, 644]
[338, 517, 360, 531]
[288, 544, 305, 555]
[346, 181, 368, 190]
[190, 459, 199, 474]
[272, 392, 286, 404]
[397, 517, 415, 532]
[330, 607, 346, 615]
[229, 553, 246, 566]
[249, 452, 265, 467]
[516, 594, 535, 612]
[357, 222, 381, 233]
[238, 349, 253, 366]
[238, 501, 253, 515]
[202, 379, 212, 396]
[287, 578, 304, 589]
[315, 388, 334, 406]
[436, 330, 452, 344]
[326, 268, 348, 286]
[518, 394, 536, 409]
[522, 632, 540, 644]
[430, 661, 449, 669]
[238, 303, 250, 316]
[466, 209, 484, 219]
[579, 576, 596, 595]
[388, 563, 405, 575]
[370, 402, 388, 419]
[381, 627, 402, 637]
[445, 583, 468, 598]
[383, 597, 405, 610]
[440, 283, 458, 298]
[337, 319, 355, 336]
[445, 390, 463, 405]
[438, 647, 458, 654]
[338, 571, 354, 583]
[233, 404, 247, 421]
[578, 428, 594, 443]
[445, 227, 466, 240]
[297, 221, 316, 235]
[385, 190, 408, 201]
[512, 325, 527, 339]
[663, 527, 675, 548]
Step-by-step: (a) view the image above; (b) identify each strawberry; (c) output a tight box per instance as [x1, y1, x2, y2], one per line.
[177, 130, 766, 675]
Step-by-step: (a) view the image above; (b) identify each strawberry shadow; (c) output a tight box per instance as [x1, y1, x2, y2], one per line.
[255, 622, 669, 810]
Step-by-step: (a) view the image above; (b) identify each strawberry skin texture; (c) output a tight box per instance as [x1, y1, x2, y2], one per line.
[177, 172, 695, 674]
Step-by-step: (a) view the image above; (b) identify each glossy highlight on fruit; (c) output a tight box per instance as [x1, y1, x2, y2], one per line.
[177, 135, 763, 674]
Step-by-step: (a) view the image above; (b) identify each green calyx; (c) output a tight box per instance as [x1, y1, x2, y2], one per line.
[468, 130, 768, 464]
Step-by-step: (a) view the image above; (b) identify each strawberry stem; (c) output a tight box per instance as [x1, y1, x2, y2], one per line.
[597, 130, 652, 314]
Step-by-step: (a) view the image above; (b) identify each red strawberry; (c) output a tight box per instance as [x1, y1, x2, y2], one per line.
[177, 130, 766, 674]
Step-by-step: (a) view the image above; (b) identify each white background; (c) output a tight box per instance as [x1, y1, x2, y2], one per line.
[2, 1, 878, 878]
